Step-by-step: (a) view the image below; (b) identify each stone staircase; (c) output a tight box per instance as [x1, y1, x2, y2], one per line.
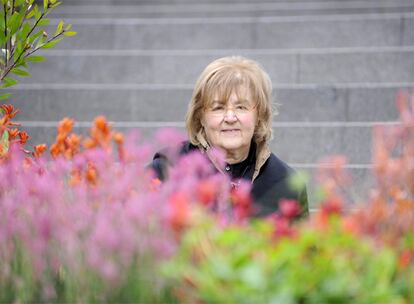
[7, 0, 414, 208]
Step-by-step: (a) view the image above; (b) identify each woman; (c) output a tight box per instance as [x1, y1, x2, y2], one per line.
[152, 56, 308, 217]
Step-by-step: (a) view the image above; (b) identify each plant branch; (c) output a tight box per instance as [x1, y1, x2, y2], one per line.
[25, 11, 45, 41]
[1, 29, 65, 80]
[25, 29, 64, 57]
[3, 3, 8, 67]
[9, 4, 31, 61]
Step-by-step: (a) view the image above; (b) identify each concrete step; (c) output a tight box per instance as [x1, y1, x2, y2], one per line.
[53, 1, 414, 18]
[19, 47, 414, 84]
[48, 13, 413, 50]
[8, 83, 404, 122]
[57, 0, 414, 6]
[19, 123, 381, 165]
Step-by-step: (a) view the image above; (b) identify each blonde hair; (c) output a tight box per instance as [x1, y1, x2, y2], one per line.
[186, 56, 275, 148]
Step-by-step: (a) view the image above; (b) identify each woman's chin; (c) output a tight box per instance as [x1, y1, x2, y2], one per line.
[218, 141, 246, 152]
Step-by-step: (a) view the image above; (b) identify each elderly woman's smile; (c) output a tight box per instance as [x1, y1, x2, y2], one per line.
[202, 88, 257, 164]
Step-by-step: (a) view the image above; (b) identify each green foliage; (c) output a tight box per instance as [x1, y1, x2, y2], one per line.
[0, 0, 76, 157]
[164, 215, 408, 304]
[0, 0, 76, 91]
[0, 128, 9, 155]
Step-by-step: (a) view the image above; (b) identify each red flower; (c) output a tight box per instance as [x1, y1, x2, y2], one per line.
[197, 179, 217, 207]
[169, 192, 190, 232]
[279, 199, 301, 220]
[321, 198, 343, 217]
[268, 214, 297, 239]
[399, 249, 413, 269]
[231, 181, 253, 221]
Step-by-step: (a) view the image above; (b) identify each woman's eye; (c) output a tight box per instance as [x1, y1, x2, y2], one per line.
[212, 106, 224, 111]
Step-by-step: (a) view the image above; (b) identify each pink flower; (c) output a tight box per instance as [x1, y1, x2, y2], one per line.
[279, 199, 301, 220]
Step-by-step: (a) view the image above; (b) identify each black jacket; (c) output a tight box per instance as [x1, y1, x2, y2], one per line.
[151, 141, 308, 218]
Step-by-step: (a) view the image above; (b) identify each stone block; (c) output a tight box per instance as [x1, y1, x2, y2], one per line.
[299, 50, 414, 83]
[48, 16, 404, 50]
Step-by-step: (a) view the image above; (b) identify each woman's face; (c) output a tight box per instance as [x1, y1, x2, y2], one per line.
[201, 87, 257, 159]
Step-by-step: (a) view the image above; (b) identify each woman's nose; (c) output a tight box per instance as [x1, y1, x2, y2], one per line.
[223, 109, 237, 121]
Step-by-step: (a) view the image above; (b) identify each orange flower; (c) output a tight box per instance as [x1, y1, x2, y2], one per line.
[18, 131, 29, 144]
[58, 117, 74, 135]
[69, 169, 82, 186]
[0, 104, 19, 119]
[113, 132, 124, 145]
[95, 116, 109, 132]
[50, 143, 61, 158]
[85, 162, 98, 186]
[7, 128, 19, 140]
[113, 132, 125, 161]
[83, 138, 97, 149]
[34, 144, 47, 158]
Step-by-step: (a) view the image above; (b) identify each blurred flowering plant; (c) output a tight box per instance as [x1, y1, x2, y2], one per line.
[2, 92, 414, 302]
[0, 113, 253, 302]
[163, 92, 414, 303]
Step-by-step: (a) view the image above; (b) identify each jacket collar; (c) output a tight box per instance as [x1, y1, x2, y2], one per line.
[195, 131, 270, 182]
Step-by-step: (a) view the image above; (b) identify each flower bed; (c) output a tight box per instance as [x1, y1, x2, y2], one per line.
[1, 94, 414, 302]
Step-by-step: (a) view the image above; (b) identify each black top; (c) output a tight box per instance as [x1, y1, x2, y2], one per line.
[151, 141, 308, 218]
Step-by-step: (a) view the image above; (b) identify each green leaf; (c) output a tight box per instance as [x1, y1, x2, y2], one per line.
[288, 170, 309, 192]
[27, 55, 45, 62]
[0, 129, 10, 156]
[40, 37, 61, 49]
[43, 0, 48, 10]
[0, 93, 11, 100]
[27, 8, 36, 19]
[65, 24, 72, 31]
[8, 12, 22, 35]
[55, 20, 64, 35]
[63, 31, 76, 37]
[28, 30, 43, 44]
[50, 2, 61, 9]
[2, 77, 19, 88]
[37, 18, 50, 26]
[11, 68, 30, 77]
[20, 22, 31, 39]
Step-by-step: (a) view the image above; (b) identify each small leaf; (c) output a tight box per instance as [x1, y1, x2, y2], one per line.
[55, 20, 64, 35]
[11, 68, 30, 77]
[2, 77, 19, 88]
[65, 24, 72, 31]
[0, 93, 11, 100]
[50, 2, 61, 9]
[40, 37, 62, 49]
[63, 31, 76, 37]
[9, 12, 22, 35]
[21, 22, 31, 39]
[27, 55, 45, 62]
[43, 0, 48, 10]
[27, 8, 36, 19]
[0, 130, 10, 157]
[37, 18, 50, 26]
